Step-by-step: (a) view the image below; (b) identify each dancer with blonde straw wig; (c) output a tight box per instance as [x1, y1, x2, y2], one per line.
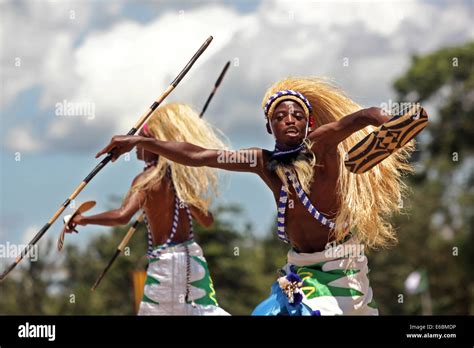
[66, 103, 230, 315]
[96, 77, 427, 316]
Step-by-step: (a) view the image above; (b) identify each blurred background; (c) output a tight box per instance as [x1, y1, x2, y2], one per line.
[0, 0, 472, 315]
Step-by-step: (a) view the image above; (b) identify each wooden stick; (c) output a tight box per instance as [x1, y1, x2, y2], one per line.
[200, 61, 230, 117]
[91, 59, 230, 290]
[91, 214, 145, 291]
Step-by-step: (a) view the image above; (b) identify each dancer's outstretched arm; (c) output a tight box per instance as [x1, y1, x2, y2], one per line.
[69, 175, 145, 229]
[96, 137, 264, 174]
[308, 107, 389, 151]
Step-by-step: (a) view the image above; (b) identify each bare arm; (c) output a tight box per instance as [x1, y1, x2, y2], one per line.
[308, 107, 390, 151]
[73, 175, 145, 227]
[96, 136, 264, 174]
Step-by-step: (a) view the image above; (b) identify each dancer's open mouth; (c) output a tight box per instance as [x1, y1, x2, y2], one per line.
[285, 127, 299, 136]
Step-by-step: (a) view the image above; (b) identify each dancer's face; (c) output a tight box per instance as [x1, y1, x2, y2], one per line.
[270, 100, 307, 148]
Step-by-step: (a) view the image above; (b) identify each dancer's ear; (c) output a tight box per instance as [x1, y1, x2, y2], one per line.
[266, 121, 272, 134]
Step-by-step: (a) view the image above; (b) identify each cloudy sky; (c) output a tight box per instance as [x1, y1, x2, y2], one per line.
[0, 0, 472, 259]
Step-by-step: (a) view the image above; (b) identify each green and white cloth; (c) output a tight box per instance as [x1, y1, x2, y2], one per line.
[253, 236, 379, 315]
[287, 236, 379, 315]
[138, 240, 229, 315]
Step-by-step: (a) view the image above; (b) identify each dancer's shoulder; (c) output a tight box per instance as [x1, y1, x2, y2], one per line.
[129, 169, 159, 189]
[131, 171, 148, 185]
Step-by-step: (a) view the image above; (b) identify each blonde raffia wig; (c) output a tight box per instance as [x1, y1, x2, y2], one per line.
[130, 103, 228, 214]
[262, 77, 415, 249]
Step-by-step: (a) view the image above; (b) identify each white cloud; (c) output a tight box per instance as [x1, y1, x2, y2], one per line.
[5, 124, 44, 153]
[263, 0, 418, 35]
[1, 0, 473, 154]
[0, 0, 94, 107]
[71, 5, 251, 133]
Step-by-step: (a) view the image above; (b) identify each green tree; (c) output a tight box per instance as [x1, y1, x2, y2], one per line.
[369, 41, 474, 315]
[0, 239, 59, 314]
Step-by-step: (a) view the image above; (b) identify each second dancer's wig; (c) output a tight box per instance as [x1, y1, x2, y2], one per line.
[130, 103, 228, 214]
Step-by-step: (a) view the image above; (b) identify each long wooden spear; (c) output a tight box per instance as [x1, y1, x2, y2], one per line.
[91, 214, 144, 291]
[91, 61, 231, 291]
[0, 36, 214, 281]
[200, 60, 230, 117]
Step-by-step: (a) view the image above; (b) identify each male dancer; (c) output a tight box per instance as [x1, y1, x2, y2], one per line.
[96, 77, 424, 315]
[67, 103, 229, 315]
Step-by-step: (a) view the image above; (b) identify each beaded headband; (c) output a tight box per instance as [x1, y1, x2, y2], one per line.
[264, 89, 313, 119]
